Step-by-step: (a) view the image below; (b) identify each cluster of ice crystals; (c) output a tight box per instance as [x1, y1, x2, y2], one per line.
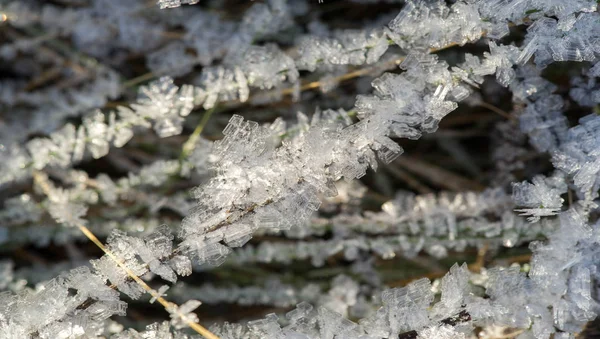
[193, 66, 250, 109]
[116, 17, 165, 55]
[318, 307, 360, 339]
[517, 12, 599, 68]
[513, 174, 566, 222]
[228, 44, 299, 90]
[355, 52, 466, 141]
[91, 226, 190, 299]
[6, 0, 600, 337]
[236, 0, 293, 45]
[552, 114, 600, 205]
[130, 204, 600, 338]
[513, 69, 569, 153]
[360, 278, 434, 337]
[156, 0, 199, 10]
[569, 73, 600, 108]
[320, 275, 360, 317]
[181, 31, 552, 268]
[417, 324, 466, 339]
[182, 112, 355, 264]
[46, 187, 89, 228]
[0, 266, 125, 337]
[479, 0, 596, 25]
[475, 208, 599, 338]
[387, 0, 485, 50]
[296, 29, 389, 71]
[228, 209, 550, 265]
[430, 264, 471, 320]
[131, 77, 194, 138]
[211, 207, 600, 339]
[91, 255, 145, 299]
[112, 321, 193, 339]
[169, 278, 312, 308]
[0, 194, 43, 225]
[0, 68, 120, 147]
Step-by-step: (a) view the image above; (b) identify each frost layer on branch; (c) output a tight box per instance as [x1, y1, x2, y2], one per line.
[210, 207, 599, 339]
[0, 77, 193, 186]
[553, 114, 600, 206]
[91, 226, 191, 299]
[296, 29, 390, 71]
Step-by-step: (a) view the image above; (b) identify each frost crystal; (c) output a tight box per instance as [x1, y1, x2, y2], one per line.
[297, 29, 389, 71]
[553, 114, 600, 205]
[157, 0, 199, 10]
[417, 324, 466, 339]
[167, 299, 202, 329]
[131, 77, 194, 138]
[513, 175, 566, 222]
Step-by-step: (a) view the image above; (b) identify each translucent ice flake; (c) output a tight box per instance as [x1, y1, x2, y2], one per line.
[212, 114, 270, 164]
[194, 67, 248, 109]
[380, 278, 434, 335]
[46, 188, 88, 228]
[157, 0, 199, 9]
[317, 307, 358, 339]
[223, 223, 253, 247]
[248, 313, 283, 338]
[230, 44, 298, 90]
[132, 77, 195, 138]
[83, 112, 110, 159]
[169, 255, 193, 277]
[150, 285, 170, 304]
[113, 321, 191, 339]
[513, 175, 565, 222]
[437, 264, 471, 315]
[168, 299, 202, 329]
[552, 114, 600, 202]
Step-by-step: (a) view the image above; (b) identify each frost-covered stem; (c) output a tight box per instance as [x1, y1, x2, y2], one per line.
[31, 170, 221, 339]
[248, 40, 464, 105]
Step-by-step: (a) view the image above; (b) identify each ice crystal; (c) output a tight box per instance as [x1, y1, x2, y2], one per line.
[167, 299, 202, 329]
[513, 174, 566, 222]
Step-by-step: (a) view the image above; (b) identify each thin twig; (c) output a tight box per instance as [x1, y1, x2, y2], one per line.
[478, 101, 516, 121]
[394, 156, 486, 192]
[181, 106, 218, 160]
[24, 66, 63, 91]
[384, 165, 433, 194]
[123, 71, 159, 88]
[471, 242, 489, 273]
